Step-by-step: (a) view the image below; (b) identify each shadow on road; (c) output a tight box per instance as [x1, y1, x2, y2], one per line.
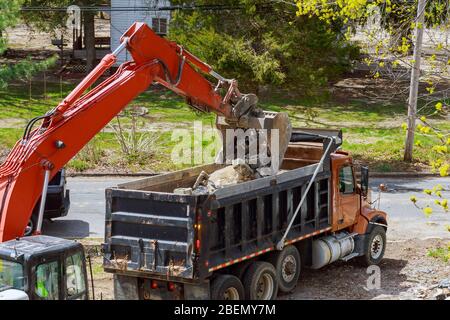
[42, 219, 90, 238]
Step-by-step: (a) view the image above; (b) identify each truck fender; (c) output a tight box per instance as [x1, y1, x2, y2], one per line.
[352, 207, 387, 256]
[352, 206, 387, 235]
[229, 259, 253, 281]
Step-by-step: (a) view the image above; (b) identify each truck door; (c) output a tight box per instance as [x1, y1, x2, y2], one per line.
[336, 165, 360, 229]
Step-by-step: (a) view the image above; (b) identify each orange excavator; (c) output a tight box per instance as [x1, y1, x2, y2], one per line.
[0, 22, 291, 242]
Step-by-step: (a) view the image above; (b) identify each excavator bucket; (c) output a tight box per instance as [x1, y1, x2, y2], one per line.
[215, 111, 292, 173]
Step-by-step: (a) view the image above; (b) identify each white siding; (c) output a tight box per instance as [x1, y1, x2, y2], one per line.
[110, 0, 171, 65]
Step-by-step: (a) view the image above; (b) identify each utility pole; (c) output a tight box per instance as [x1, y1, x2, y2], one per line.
[404, 0, 426, 162]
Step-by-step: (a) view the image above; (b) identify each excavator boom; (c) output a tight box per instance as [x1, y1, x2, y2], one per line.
[0, 22, 291, 241]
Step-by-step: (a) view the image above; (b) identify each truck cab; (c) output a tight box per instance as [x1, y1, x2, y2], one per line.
[0, 235, 88, 300]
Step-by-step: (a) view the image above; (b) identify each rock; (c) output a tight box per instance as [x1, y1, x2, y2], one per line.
[192, 185, 209, 195]
[192, 171, 209, 189]
[433, 288, 450, 300]
[207, 163, 257, 192]
[417, 267, 433, 274]
[372, 293, 416, 300]
[173, 187, 193, 195]
[257, 166, 275, 176]
[438, 278, 449, 289]
[334, 79, 367, 89]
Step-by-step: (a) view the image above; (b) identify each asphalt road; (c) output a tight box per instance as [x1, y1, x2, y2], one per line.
[42, 176, 450, 241]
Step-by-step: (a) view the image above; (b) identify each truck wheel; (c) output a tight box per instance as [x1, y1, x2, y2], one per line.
[210, 274, 244, 300]
[361, 226, 386, 266]
[243, 261, 278, 300]
[267, 245, 301, 293]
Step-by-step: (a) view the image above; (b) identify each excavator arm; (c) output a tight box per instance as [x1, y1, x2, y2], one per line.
[0, 22, 290, 241]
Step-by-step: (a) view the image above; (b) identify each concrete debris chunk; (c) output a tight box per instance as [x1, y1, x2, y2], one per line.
[207, 162, 257, 192]
[186, 160, 267, 195]
[193, 171, 209, 189]
[173, 187, 193, 195]
[438, 278, 449, 289]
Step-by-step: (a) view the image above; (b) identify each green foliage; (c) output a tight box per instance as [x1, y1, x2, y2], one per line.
[21, 0, 70, 33]
[296, 0, 448, 24]
[109, 111, 159, 165]
[427, 245, 450, 263]
[68, 158, 90, 172]
[169, 0, 359, 93]
[0, 0, 21, 55]
[0, 0, 58, 88]
[20, 0, 106, 32]
[0, 55, 58, 89]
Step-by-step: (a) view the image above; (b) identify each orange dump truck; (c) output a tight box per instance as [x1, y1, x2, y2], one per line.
[102, 128, 388, 300]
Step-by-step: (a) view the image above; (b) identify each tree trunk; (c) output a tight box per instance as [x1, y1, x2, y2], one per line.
[404, 0, 426, 162]
[83, 11, 96, 73]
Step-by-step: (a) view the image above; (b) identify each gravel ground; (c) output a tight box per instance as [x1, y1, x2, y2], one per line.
[280, 238, 449, 300]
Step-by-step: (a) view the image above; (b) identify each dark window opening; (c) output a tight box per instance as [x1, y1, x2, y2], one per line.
[339, 166, 355, 194]
[152, 18, 168, 35]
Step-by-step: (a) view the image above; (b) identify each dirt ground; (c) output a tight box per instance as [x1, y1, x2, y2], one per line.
[86, 238, 449, 300]
[90, 256, 114, 300]
[281, 238, 449, 300]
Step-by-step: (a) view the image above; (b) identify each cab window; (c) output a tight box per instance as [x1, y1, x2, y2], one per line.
[339, 166, 355, 194]
[65, 252, 86, 299]
[0, 259, 25, 291]
[35, 261, 60, 300]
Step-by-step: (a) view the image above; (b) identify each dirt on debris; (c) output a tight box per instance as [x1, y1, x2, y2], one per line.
[87, 238, 449, 300]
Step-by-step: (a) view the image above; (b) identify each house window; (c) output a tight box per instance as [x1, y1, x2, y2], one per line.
[152, 18, 168, 35]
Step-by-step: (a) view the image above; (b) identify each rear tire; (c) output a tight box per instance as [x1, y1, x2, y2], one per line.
[243, 261, 278, 300]
[210, 274, 244, 300]
[267, 245, 301, 293]
[360, 226, 386, 266]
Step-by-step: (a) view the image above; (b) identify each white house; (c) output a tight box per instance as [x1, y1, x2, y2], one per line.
[110, 0, 171, 64]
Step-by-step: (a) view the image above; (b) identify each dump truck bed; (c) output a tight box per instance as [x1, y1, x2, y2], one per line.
[103, 128, 341, 283]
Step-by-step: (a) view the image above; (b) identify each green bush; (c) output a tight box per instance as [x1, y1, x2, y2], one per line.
[169, 0, 360, 94]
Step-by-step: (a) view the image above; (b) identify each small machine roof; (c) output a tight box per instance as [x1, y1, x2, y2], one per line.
[0, 235, 80, 260]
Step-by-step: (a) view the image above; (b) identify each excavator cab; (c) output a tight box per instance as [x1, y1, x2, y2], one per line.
[0, 235, 88, 300]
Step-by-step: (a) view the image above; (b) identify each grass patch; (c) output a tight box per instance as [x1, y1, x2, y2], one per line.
[0, 128, 22, 148]
[133, 90, 216, 124]
[91, 261, 105, 276]
[0, 80, 447, 173]
[0, 81, 74, 119]
[427, 244, 450, 263]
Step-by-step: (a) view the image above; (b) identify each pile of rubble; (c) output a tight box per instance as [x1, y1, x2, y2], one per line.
[174, 159, 283, 195]
[172, 111, 293, 195]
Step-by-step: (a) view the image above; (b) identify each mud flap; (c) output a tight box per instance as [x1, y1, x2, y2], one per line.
[184, 281, 210, 300]
[114, 274, 139, 300]
[353, 234, 368, 256]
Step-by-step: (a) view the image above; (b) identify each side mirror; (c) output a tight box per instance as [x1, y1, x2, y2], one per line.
[360, 166, 369, 197]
